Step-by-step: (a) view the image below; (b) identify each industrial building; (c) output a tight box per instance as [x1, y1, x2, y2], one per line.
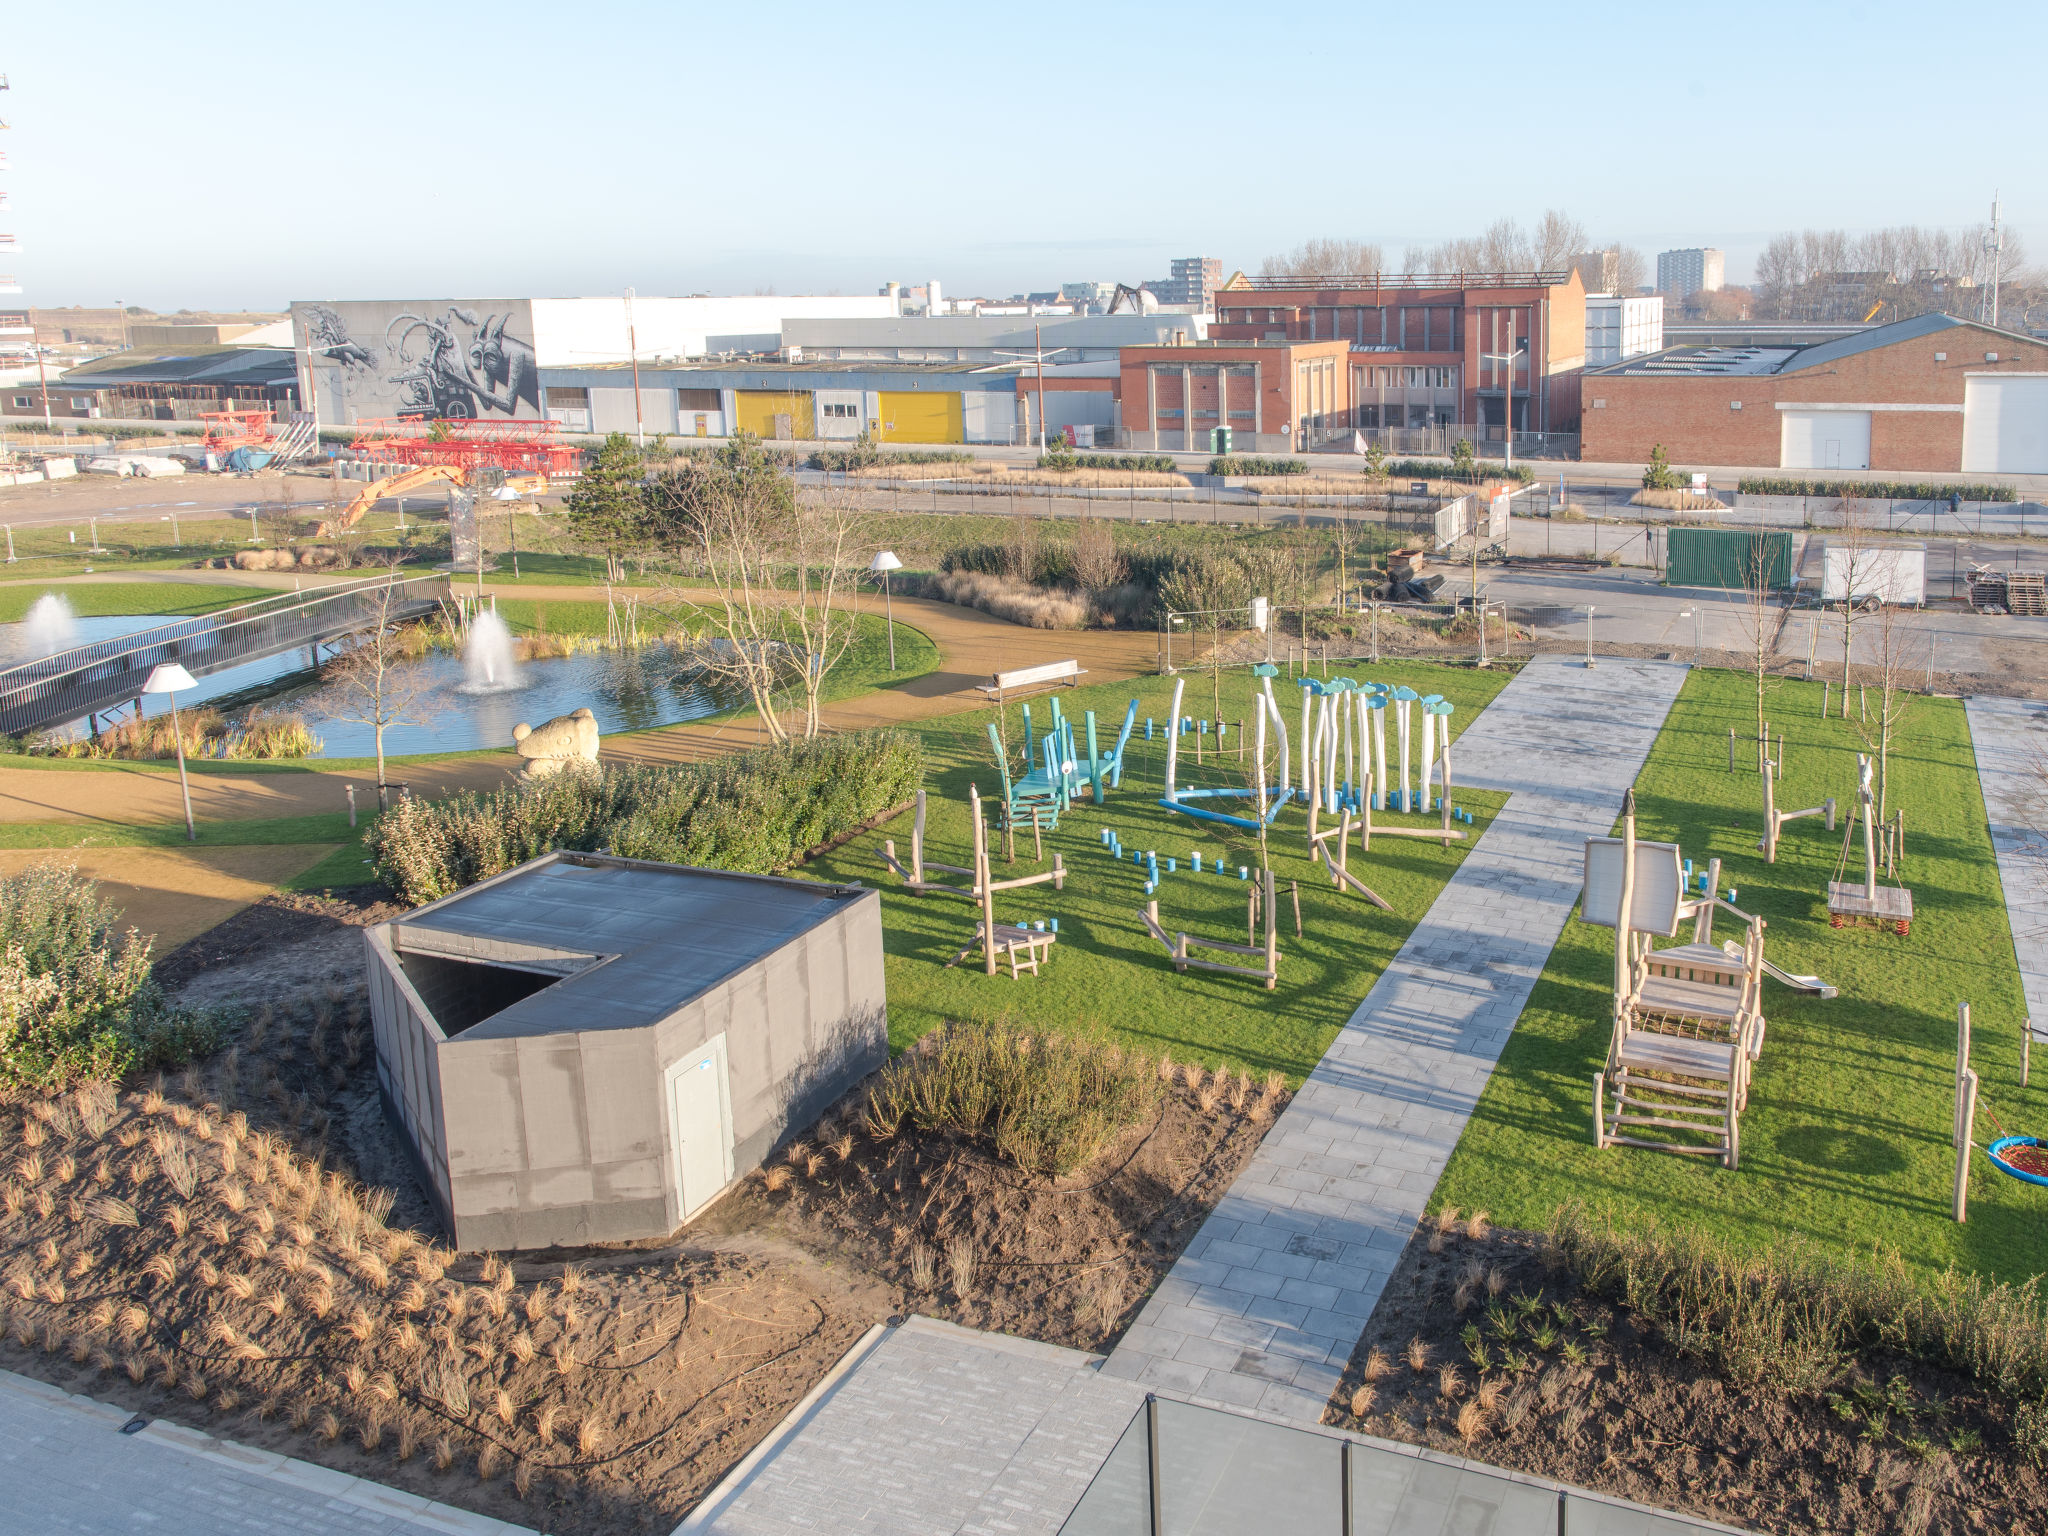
[780, 312, 1201, 364]
[14, 345, 299, 422]
[1209, 270, 1589, 438]
[1580, 313, 2048, 473]
[1656, 248, 1726, 299]
[363, 851, 886, 1251]
[291, 293, 899, 427]
[1584, 295, 1664, 366]
[1118, 338, 1350, 453]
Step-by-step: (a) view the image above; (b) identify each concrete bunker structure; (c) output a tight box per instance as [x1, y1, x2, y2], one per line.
[363, 851, 885, 1251]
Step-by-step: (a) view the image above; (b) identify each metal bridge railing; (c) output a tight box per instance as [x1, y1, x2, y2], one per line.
[0, 573, 452, 738]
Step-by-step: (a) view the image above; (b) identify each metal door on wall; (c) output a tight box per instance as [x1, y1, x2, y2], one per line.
[665, 1035, 733, 1219]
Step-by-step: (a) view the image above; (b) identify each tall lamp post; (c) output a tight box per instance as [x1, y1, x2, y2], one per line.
[142, 662, 198, 841]
[1480, 334, 1530, 468]
[869, 550, 903, 672]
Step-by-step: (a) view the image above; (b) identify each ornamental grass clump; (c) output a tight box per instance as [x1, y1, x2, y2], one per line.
[862, 1018, 1162, 1178]
[0, 864, 226, 1088]
[367, 729, 922, 904]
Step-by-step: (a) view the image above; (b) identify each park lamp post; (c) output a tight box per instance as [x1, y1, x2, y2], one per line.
[869, 551, 903, 672]
[1480, 335, 1530, 468]
[142, 662, 198, 841]
[1583, 605, 1597, 670]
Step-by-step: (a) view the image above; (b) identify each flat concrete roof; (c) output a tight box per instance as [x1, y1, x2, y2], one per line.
[391, 853, 870, 1041]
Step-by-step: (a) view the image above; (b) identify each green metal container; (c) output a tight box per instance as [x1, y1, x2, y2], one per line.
[1210, 425, 1233, 455]
[1666, 527, 1792, 590]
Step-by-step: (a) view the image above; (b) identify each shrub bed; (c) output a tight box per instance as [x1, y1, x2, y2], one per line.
[0, 864, 227, 1087]
[1735, 476, 2017, 502]
[808, 446, 974, 472]
[366, 730, 924, 905]
[1210, 455, 1307, 476]
[1382, 458, 1536, 486]
[1035, 452, 1178, 474]
[928, 570, 1088, 629]
[862, 1018, 1166, 1177]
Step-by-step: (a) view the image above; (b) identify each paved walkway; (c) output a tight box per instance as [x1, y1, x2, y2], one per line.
[1964, 695, 2048, 1027]
[0, 1369, 532, 1535]
[1105, 657, 1690, 1419]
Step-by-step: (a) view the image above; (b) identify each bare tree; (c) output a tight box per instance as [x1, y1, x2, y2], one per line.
[1611, 244, 1649, 294]
[320, 567, 433, 808]
[1850, 600, 1927, 827]
[779, 485, 881, 739]
[1068, 516, 1126, 595]
[1830, 499, 1883, 713]
[1533, 210, 1589, 272]
[1261, 238, 1384, 279]
[1733, 528, 1785, 753]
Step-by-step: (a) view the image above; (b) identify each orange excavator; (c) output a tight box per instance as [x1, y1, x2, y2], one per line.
[319, 465, 550, 534]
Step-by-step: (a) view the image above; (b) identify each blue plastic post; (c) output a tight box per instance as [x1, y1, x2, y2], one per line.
[1239, 866, 1248, 880]
[1049, 918, 1059, 934]
[1168, 858, 1177, 872]
[1193, 853, 1203, 872]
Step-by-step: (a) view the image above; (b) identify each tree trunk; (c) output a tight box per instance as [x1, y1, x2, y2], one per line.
[375, 721, 388, 811]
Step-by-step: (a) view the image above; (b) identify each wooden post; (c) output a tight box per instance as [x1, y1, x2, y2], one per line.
[1822, 681, 1830, 718]
[1728, 727, 1735, 772]
[973, 793, 997, 977]
[1954, 1068, 1977, 1223]
[1031, 811, 1043, 862]
[2022, 1016, 2031, 1090]
[1592, 1073, 1607, 1149]
[1264, 867, 1279, 990]
[1762, 760, 1778, 863]
[911, 791, 926, 886]
[1290, 878, 1302, 939]
[1247, 886, 1257, 948]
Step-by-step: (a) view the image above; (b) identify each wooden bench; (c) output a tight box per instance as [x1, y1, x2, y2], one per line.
[976, 659, 1085, 704]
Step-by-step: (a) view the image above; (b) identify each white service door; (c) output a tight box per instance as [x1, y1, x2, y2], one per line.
[1780, 410, 1871, 470]
[1962, 377, 2048, 473]
[665, 1035, 733, 1220]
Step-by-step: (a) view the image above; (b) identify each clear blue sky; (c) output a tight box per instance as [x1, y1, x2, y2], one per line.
[8, 0, 2039, 309]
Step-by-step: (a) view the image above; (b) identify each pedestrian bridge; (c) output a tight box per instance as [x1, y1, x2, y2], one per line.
[0, 574, 452, 739]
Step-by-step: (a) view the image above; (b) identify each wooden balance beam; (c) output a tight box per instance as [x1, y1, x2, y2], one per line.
[1139, 866, 1279, 990]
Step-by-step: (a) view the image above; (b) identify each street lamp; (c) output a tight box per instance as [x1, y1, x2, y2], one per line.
[142, 662, 198, 841]
[869, 551, 903, 672]
[1480, 335, 1530, 468]
[1678, 607, 1700, 664]
[1583, 605, 1597, 669]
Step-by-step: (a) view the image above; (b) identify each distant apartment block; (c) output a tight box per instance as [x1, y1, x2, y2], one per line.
[1657, 248, 1725, 299]
[1153, 257, 1225, 310]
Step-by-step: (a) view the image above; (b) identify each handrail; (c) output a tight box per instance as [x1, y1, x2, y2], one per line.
[0, 574, 449, 691]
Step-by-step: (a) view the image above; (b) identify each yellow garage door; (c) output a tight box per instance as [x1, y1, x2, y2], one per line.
[734, 390, 815, 441]
[877, 391, 963, 444]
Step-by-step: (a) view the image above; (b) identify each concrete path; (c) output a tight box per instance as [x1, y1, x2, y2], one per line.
[1964, 695, 2048, 1027]
[0, 1369, 533, 1535]
[1105, 656, 1690, 1420]
[679, 1317, 1747, 1536]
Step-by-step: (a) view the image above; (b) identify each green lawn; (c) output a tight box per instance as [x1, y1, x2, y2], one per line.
[800, 661, 1514, 1079]
[1432, 667, 2047, 1285]
[0, 581, 274, 622]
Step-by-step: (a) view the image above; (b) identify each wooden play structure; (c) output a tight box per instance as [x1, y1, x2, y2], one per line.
[1758, 756, 1834, 864]
[1827, 753, 1913, 931]
[1588, 793, 1772, 1169]
[985, 696, 1139, 846]
[877, 788, 1066, 977]
[1140, 865, 1281, 990]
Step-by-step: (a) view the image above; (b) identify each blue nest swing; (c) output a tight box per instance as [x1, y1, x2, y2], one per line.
[1988, 1135, 2048, 1188]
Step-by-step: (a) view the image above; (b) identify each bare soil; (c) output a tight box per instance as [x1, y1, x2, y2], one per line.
[701, 1066, 1289, 1352]
[0, 900, 882, 1536]
[1328, 1221, 2047, 1535]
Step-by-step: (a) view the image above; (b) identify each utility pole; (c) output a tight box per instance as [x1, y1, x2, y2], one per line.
[1985, 194, 2004, 329]
[1035, 321, 1046, 454]
[34, 343, 51, 430]
[625, 287, 645, 449]
[116, 300, 129, 353]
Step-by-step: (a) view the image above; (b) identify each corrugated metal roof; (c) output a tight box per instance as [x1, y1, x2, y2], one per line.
[58, 346, 297, 388]
[1773, 313, 2017, 373]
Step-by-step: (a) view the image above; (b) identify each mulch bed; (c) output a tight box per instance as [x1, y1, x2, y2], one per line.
[701, 1068, 1289, 1352]
[1327, 1220, 2047, 1534]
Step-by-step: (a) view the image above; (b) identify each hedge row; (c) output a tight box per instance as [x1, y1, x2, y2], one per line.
[808, 447, 974, 471]
[1210, 456, 1307, 476]
[367, 730, 924, 905]
[1036, 452, 1179, 473]
[1735, 476, 2017, 502]
[1382, 458, 1536, 486]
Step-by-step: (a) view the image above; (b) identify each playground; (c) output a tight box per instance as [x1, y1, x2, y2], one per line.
[805, 659, 1513, 1079]
[1433, 667, 2045, 1284]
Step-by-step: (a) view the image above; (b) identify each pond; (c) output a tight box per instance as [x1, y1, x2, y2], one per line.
[2, 613, 738, 758]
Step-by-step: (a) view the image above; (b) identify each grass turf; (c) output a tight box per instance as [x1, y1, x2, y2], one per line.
[0, 580, 274, 622]
[799, 660, 1514, 1081]
[1430, 666, 2048, 1285]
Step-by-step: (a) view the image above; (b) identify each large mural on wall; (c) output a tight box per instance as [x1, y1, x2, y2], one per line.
[291, 299, 541, 423]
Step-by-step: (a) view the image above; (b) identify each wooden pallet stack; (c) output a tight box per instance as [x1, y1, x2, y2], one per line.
[2006, 571, 2047, 616]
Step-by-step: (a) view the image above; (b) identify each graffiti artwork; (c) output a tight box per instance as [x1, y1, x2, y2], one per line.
[291, 300, 541, 423]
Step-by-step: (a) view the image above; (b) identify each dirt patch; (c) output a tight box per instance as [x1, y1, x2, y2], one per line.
[0, 922, 882, 1535]
[1327, 1221, 2046, 1534]
[0, 844, 340, 953]
[701, 1063, 1289, 1352]
[154, 885, 402, 1007]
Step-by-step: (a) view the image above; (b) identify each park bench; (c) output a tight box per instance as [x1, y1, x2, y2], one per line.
[977, 659, 1085, 704]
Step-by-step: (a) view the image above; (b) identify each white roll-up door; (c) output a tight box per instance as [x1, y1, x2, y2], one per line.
[1962, 377, 2048, 473]
[1780, 410, 1871, 470]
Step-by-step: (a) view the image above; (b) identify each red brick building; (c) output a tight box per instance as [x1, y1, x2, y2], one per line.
[1579, 314, 2048, 474]
[1117, 339, 1350, 453]
[1207, 270, 1588, 441]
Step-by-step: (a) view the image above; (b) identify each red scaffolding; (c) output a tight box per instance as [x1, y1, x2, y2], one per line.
[200, 409, 276, 452]
[350, 417, 583, 476]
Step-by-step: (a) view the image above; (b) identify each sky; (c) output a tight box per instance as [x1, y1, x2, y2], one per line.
[7, 0, 2042, 311]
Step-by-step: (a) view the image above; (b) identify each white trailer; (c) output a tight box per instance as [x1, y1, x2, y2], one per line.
[1821, 540, 1925, 607]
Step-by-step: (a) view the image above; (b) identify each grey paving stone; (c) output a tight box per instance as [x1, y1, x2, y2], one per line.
[1108, 658, 1688, 1421]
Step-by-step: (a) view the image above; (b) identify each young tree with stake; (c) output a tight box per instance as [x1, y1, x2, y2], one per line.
[320, 568, 433, 809]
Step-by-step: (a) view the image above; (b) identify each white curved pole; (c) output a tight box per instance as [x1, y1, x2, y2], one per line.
[1298, 687, 1313, 798]
[1371, 698, 1387, 810]
[1396, 698, 1412, 812]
